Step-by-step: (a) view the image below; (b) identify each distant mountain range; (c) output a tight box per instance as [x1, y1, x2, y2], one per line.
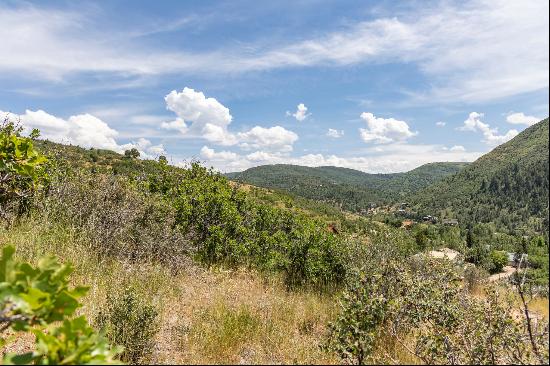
[227, 118, 549, 235]
[226, 162, 469, 212]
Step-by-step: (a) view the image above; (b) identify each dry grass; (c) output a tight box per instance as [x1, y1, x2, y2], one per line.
[151, 268, 338, 364]
[528, 297, 549, 320]
[1, 220, 338, 365]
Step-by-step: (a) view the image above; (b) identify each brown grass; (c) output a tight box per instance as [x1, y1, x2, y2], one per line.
[1, 221, 338, 365]
[150, 268, 338, 364]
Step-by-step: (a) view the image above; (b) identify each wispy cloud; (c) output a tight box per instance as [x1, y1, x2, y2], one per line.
[1, 0, 547, 102]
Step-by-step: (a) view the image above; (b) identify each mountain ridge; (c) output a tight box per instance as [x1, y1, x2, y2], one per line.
[412, 118, 549, 235]
[226, 162, 469, 211]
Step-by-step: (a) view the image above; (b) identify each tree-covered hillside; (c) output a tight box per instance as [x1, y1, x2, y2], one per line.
[413, 118, 549, 236]
[226, 162, 468, 212]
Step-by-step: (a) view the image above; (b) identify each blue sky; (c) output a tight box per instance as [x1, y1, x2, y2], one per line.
[1, 0, 548, 172]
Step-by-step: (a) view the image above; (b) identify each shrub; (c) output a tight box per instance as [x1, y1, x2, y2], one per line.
[38, 171, 191, 268]
[0, 119, 48, 224]
[325, 266, 401, 364]
[326, 257, 549, 365]
[123, 148, 140, 159]
[170, 163, 348, 289]
[0, 245, 122, 364]
[463, 264, 488, 293]
[489, 250, 508, 274]
[96, 287, 159, 364]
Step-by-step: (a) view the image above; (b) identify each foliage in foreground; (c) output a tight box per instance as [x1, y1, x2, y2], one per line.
[326, 257, 549, 365]
[0, 246, 122, 365]
[0, 119, 48, 225]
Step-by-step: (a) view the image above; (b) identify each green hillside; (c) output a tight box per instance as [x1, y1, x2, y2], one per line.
[413, 118, 549, 236]
[2, 121, 548, 364]
[226, 162, 468, 212]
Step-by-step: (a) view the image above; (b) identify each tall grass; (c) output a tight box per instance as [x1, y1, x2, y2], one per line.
[0, 218, 339, 364]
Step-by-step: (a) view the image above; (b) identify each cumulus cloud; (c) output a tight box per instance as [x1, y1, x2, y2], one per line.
[506, 112, 540, 126]
[160, 117, 187, 134]
[458, 112, 518, 146]
[436, 121, 446, 127]
[161, 87, 298, 153]
[161, 87, 237, 146]
[287, 103, 311, 122]
[131, 137, 166, 158]
[359, 112, 417, 144]
[1, 109, 164, 158]
[237, 126, 298, 152]
[200, 146, 238, 161]
[2, 109, 120, 150]
[326, 128, 344, 138]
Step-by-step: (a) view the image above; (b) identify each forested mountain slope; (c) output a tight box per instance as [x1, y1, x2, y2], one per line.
[226, 162, 468, 211]
[413, 118, 549, 235]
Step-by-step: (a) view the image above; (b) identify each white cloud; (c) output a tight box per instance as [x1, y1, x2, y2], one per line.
[161, 87, 237, 146]
[2, 1, 545, 102]
[359, 112, 417, 144]
[200, 146, 238, 161]
[161, 87, 298, 153]
[246, 0, 549, 103]
[449, 145, 465, 152]
[506, 112, 540, 126]
[160, 118, 188, 134]
[287, 103, 311, 122]
[2, 109, 121, 151]
[130, 137, 166, 158]
[237, 126, 298, 152]
[326, 128, 344, 138]
[1, 109, 164, 158]
[199, 143, 483, 174]
[436, 121, 446, 127]
[458, 112, 519, 146]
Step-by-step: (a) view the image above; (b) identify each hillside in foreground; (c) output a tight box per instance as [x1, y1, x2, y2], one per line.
[1, 121, 548, 365]
[226, 162, 468, 211]
[413, 118, 549, 236]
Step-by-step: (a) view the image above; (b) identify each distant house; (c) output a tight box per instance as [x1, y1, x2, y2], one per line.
[442, 219, 459, 226]
[507, 252, 528, 267]
[422, 215, 437, 224]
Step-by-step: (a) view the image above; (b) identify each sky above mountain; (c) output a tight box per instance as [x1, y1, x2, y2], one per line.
[1, 0, 548, 173]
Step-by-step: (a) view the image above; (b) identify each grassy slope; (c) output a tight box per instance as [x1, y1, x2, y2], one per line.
[0, 220, 337, 364]
[3, 136, 548, 364]
[225, 162, 468, 210]
[412, 118, 549, 235]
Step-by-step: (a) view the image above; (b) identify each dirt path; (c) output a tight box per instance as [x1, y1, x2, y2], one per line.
[488, 266, 517, 282]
